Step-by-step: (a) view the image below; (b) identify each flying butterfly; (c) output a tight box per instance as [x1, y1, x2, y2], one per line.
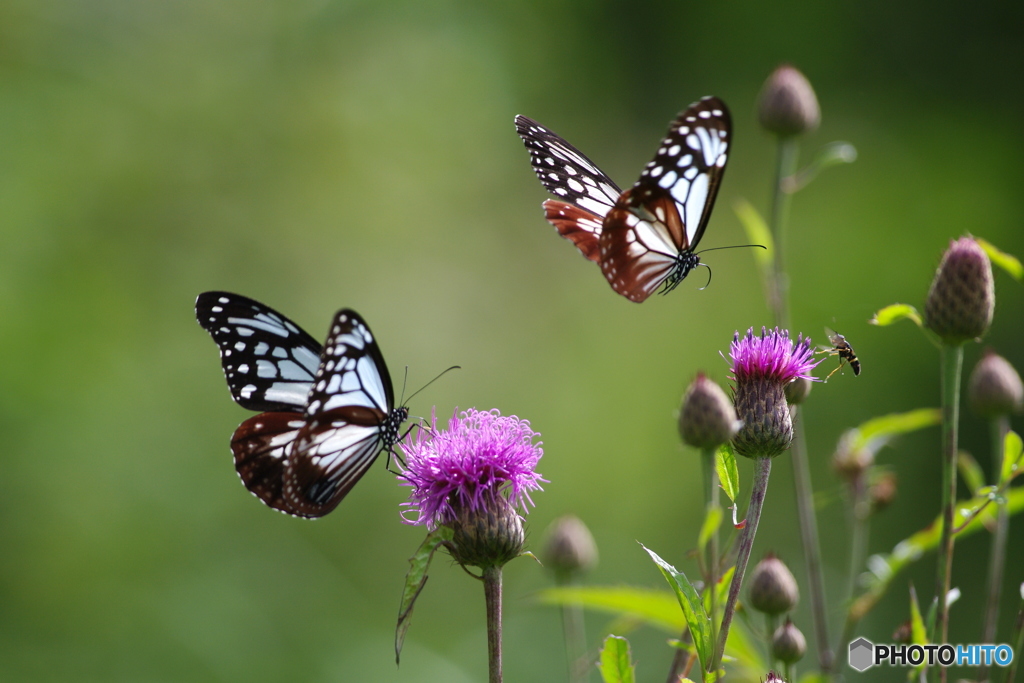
[820, 328, 861, 381]
[515, 96, 733, 302]
[195, 291, 409, 518]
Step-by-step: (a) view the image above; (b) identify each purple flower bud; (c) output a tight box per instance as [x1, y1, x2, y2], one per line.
[729, 327, 820, 459]
[968, 349, 1023, 417]
[757, 65, 820, 137]
[748, 552, 800, 615]
[678, 373, 741, 450]
[541, 515, 598, 577]
[925, 237, 994, 345]
[771, 618, 807, 664]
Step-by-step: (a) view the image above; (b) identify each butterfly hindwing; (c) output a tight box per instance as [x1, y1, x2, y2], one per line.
[283, 309, 406, 518]
[231, 412, 307, 516]
[599, 97, 731, 302]
[195, 292, 322, 412]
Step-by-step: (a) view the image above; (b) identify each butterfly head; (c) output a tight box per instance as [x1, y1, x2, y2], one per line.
[383, 405, 410, 450]
[660, 251, 703, 297]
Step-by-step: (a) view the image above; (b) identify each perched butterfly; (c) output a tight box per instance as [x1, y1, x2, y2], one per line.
[515, 96, 731, 302]
[195, 291, 408, 518]
[820, 328, 861, 381]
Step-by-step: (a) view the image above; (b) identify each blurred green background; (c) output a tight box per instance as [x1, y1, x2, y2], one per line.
[1, 0, 1022, 681]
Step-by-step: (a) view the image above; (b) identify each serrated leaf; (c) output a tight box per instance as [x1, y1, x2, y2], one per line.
[976, 237, 1023, 283]
[1000, 431, 1024, 485]
[733, 199, 773, 268]
[395, 526, 453, 663]
[870, 303, 923, 327]
[599, 635, 635, 683]
[716, 443, 740, 504]
[698, 505, 723, 554]
[957, 451, 987, 494]
[643, 545, 712, 675]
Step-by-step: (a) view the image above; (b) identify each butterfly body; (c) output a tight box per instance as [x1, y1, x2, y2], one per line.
[516, 96, 730, 302]
[196, 292, 406, 518]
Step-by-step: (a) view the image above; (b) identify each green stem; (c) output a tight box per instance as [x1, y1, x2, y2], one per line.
[933, 343, 963, 683]
[766, 135, 833, 673]
[556, 571, 590, 683]
[835, 474, 870, 661]
[979, 415, 1011, 682]
[713, 456, 773, 672]
[783, 661, 793, 683]
[766, 612, 780, 671]
[1004, 591, 1024, 683]
[484, 565, 503, 683]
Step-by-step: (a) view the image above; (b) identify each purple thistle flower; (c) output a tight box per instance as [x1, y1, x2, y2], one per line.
[399, 408, 545, 529]
[728, 327, 821, 459]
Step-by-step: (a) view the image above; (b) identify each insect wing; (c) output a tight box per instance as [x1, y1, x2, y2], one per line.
[599, 97, 730, 302]
[231, 412, 307, 516]
[284, 309, 401, 518]
[196, 291, 322, 412]
[515, 115, 623, 261]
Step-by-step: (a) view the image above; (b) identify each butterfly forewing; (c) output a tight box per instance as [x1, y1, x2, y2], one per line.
[195, 292, 322, 412]
[599, 97, 731, 302]
[283, 309, 405, 517]
[515, 115, 622, 260]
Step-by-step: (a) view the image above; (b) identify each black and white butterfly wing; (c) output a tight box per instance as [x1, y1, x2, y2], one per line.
[283, 309, 407, 518]
[195, 292, 322, 412]
[600, 97, 731, 302]
[515, 115, 623, 262]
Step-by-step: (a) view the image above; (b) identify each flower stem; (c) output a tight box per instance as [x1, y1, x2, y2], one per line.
[835, 473, 870, 661]
[556, 571, 590, 683]
[933, 343, 963, 683]
[979, 415, 1011, 682]
[714, 456, 773, 671]
[765, 135, 833, 673]
[484, 565, 504, 683]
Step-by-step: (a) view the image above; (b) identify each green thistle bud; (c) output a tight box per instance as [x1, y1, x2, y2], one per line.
[771, 618, 807, 664]
[748, 552, 799, 615]
[678, 373, 741, 449]
[757, 65, 820, 138]
[968, 349, 1023, 418]
[784, 376, 813, 405]
[448, 495, 525, 569]
[924, 237, 994, 345]
[541, 515, 598, 578]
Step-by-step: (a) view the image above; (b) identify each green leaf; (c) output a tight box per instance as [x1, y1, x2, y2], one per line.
[854, 408, 942, 450]
[598, 635, 635, 683]
[733, 199, 773, 268]
[716, 443, 740, 504]
[976, 237, 1024, 283]
[698, 505, 723, 554]
[957, 451, 987, 494]
[395, 526, 453, 664]
[538, 586, 686, 633]
[643, 545, 713, 675]
[870, 303, 923, 327]
[909, 584, 927, 646]
[1000, 431, 1024, 485]
[850, 487, 1024, 623]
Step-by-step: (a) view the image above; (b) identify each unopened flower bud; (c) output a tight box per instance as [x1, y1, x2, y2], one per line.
[771, 618, 807, 664]
[449, 495, 525, 569]
[869, 472, 898, 513]
[542, 515, 598, 577]
[925, 237, 994, 345]
[784, 376, 813, 405]
[832, 430, 873, 482]
[969, 349, 1023, 417]
[764, 671, 785, 683]
[748, 553, 799, 615]
[679, 373, 741, 449]
[757, 65, 820, 137]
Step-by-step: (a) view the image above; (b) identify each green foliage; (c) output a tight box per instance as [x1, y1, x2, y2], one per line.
[598, 635, 636, 683]
[782, 141, 858, 193]
[395, 526, 454, 663]
[976, 237, 1023, 283]
[870, 303, 924, 328]
[698, 505, 724, 555]
[1000, 430, 1024, 485]
[908, 584, 929, 677]
[716, 443, 741, 505]
[538, 586, 688, 634]
[643, 546, 714, 677]
[957, 451, 987, 494]
[847, 408, 942, 454]
[733, 199, 774, 270]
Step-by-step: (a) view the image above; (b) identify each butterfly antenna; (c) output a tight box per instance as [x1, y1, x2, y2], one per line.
[399, 366, 410, 405]
[405, 365, 461, 404]
[695, 243, 767, 256]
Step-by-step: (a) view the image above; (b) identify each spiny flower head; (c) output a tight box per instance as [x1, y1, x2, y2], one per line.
[925, 236, 994, 345]
[729, 327, 820, 459]
[399, 408, 545, 529]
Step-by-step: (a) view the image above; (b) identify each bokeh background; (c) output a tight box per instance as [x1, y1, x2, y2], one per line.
[2, 1, 1022, 681]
